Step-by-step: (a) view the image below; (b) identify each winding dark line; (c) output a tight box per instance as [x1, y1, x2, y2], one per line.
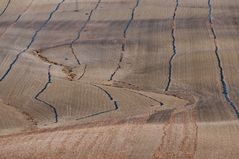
[122, 0, 140, 51]
[78, 64, 87, 80]
[76, 109, 115, 120]
[208, 0, 239, 118]
[165, 0, 179, 92]
[0, 0, 34, 39]
[108, 0, 141, 81]
[69, 0, 102, 65]
[34, 65, 58, 123]
[0, 0, 11, 17]
[15, 0, 34, 21]
[76, 84, 118, 120]
[128, 90, 164, 106]
[0, 0, 65, 81]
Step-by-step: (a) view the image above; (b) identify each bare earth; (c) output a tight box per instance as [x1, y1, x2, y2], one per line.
[0, 0, 238, 158]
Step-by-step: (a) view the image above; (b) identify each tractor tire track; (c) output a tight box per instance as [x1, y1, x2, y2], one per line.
[208, 0, 239, 118]
[0, 0, 34, 39]
[0, 0, 65, 81]
[69, 0, 102, 65]
[165, 0, 179, 92]
[153, 94, 198, 159]
[76, 84, 118, 120]
[108, 0, 141, 81]
[34, 65, 58, 123]
[0, 0, 11, 17]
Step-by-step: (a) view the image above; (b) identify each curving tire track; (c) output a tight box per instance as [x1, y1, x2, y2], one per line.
[108, 0, 141, 81]
[34, 65, 58, 123]
[0, 0, 11, 17]
[165, 0, 179, 92]
[0, 0, 65, 81]
[208, 0, 239, 118]
[76, 84, 118, 120]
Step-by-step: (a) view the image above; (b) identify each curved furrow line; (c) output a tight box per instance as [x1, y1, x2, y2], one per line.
[0, 0, 34, 39]
[69, 0, 102, 65]
[165, 0, 179, 92]
[208, 0, 239, 118]
[78, 64, 87, 80]
[0, 0, 11, 17]
[108, 0, 141, 81]
[34, 65, 58, 123]
[76, 84, 118, 120]
[0, 0, 65, 81]
[127, 90, 164, 106]
[14, 0, 34, 21]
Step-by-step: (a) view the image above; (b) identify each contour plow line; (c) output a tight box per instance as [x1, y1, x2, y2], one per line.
[165, 0, 179, 92]
[37, 0, 102, 66]
[34, 65, 58, 123]
[108, 0, 141, 81]
[208, 0, 239, 118]
[76, 84, 118, 120]
[0, 0, 65, 81]
[0, 0, 11, 17]
[0, 0, 34, 40]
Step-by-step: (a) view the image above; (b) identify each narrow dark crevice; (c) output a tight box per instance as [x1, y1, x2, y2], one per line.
[208, 0, 239, 118]
[0, 0, 34, 38]
[78, 64, 87, 80]
[165, 0, 179, 92]
[34, 65, 58, 123]
[33, 51, 77, 81]
[0, 0, 11, 17]
[76, 84, 118, 120]
[108, 0, 141, 81]
[127, 90, 164, 106]
[15, 0, 34, 21]
[69, 0, 102, 65]
[0, 0, 65, 81]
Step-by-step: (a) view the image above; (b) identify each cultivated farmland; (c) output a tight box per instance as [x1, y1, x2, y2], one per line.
[0, 0, 238, 158]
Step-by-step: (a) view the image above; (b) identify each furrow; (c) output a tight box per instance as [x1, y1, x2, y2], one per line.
[78, 64, 87, 80]
[76, 84, 118, 120]
[208, 0, 239, 118]
[69, 0, 102, 65]
[127, 90, 164, 106]
[0, 0, 11, 17]
[0, 0, 34, 39]
[34, 65, 58, 123]
[0, 0, 65, 81]
[165, 0, 179, 92]
[108, 0, 141, 81]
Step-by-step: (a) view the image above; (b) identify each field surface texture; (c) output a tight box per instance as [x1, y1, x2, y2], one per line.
[0, 0, 238, 158]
